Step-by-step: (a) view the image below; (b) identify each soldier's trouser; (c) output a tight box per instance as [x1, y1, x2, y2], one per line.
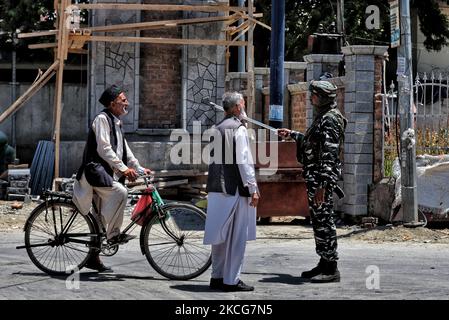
[306, 183, 338, 262]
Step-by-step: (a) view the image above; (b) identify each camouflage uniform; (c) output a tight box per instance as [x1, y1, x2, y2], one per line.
[291, 101, 347, 262]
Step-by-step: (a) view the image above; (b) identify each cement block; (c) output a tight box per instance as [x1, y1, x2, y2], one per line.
[349, 113, 373, 123]
[346, 122, 374, 134]
[355, 71, 374, 82]
[356, 81, 374, 92]
[343, 204, 368, 216]
[345, 183, 369, 195]
[344, 143, 373, 154]
[345, 92, 356, 103]
[356, 55, 375, 71]
[345, 194, 368, 205]
[343, 153, 373, 164]
[353, 102, 374, 113]
[345, 164, 373, 175]
[345, 133, 373, 144]
[356, 91, 374, 103]
[343, 173, 372, 185]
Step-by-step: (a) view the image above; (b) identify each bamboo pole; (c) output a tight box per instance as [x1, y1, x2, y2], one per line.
[77, 3, 248, 13]
[18, 30, 58, 38]
[246, 1, 255, 127]
[53, 0, 69, 179]
[81, 35, 248, 46]
[83, 14, 238, 33]
[28, 43, 58, 49]
[0, 61, 58, 123]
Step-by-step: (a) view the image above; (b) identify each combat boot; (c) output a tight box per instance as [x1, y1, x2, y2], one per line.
[300, 258, 325, 279]
[310, 260, 340, 283]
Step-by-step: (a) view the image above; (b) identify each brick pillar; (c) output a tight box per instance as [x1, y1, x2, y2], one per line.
[341, 45, 388, 216]
[303, 54, 343, 127]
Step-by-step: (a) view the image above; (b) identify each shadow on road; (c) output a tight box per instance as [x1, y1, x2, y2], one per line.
[11, 271, 158, 283]
[244, 272, 309, 285]
[170, 284, 217, 293]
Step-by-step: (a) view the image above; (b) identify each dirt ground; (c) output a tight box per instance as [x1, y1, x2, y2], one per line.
[2, 200, 449, 244]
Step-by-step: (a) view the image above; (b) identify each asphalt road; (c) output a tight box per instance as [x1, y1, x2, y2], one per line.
[1, 229, 449, 302]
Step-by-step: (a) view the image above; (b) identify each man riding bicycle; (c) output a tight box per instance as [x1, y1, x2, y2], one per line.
[73, 85, 152, 272]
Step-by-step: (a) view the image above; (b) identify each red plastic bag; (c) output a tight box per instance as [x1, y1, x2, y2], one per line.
[131, 188, 153, 226]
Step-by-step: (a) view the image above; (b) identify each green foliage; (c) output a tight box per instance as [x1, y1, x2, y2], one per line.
[255, 0, 449, 65]
[0, 0, 89, 62]
[412, 0, 449, 51]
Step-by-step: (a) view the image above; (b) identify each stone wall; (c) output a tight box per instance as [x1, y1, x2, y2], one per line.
[183, 0, 226, 132]
[89, 0, 141, 132]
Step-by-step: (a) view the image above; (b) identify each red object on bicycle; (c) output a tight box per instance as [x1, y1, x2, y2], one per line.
[131, 188, 153, 226]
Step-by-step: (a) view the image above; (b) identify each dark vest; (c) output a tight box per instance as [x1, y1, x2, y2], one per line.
[75, 109, 128, 187]
[206, 115, 250, 197]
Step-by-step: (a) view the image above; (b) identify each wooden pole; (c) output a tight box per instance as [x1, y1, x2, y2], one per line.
[77, 3, 248, 13]
[81, 35, 248, 46]
[0, 61, 58, 123]
[53, 0, 69, 179]
[83, 14, 238, 33]
[246, 1, 255, 127]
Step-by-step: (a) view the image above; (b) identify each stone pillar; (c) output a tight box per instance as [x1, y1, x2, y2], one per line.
[342, 45, 388, 216]
[303, 54, 343, 127]
[89, 0, 141, 132]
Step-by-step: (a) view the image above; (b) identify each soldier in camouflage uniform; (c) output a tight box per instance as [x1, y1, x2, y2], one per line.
[278, 80, 347, 283]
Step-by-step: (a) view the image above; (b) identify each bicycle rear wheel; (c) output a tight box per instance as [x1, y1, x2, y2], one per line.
[142, 203, 211, 280]
[24, 201, 97, 276]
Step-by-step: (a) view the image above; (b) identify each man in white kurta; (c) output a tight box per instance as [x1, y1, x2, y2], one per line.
[72, 85, 151, 272]
[204, 91, 260, 292]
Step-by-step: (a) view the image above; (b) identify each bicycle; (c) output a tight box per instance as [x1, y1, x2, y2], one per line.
[16, 175, 212, 280]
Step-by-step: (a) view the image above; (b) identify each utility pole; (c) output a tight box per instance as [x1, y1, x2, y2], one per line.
[269, 0, 285, 129]
[397, 0, 419, 225]
[10, 32, 18, 148]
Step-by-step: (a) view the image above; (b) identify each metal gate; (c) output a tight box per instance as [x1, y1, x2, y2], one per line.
[384, 72, 449, 156]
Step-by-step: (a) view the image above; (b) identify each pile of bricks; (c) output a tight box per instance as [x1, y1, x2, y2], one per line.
[7, 169, 31, 201]
[361, 216, 378, 229]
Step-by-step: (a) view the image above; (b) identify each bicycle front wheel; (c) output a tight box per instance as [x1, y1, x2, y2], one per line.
[24, 201, 97, 276]
[142, 203, 211, 280]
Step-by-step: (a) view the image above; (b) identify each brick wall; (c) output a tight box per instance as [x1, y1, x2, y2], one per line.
[139, 0, 182, 129]
[373, 56, 384, 184]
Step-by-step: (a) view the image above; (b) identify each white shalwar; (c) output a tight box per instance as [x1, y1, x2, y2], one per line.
[203, 125, 258, 286]
[73, 113, 144, 239]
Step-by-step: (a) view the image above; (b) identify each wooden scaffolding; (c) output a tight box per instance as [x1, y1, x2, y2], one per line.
[0, 0, 270, 179]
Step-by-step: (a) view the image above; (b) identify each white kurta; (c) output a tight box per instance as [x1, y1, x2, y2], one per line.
[72, 112, 144, 239]
[203, 125, 258, 285]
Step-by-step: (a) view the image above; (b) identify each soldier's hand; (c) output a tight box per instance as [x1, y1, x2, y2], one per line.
[123, 168, 139, 182]
[277, 128, 291, 138]
[250, 192, 260, 207]
[314, 188, 325, 208]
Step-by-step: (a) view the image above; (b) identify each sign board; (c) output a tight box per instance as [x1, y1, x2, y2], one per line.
[390, 0, 400, 48]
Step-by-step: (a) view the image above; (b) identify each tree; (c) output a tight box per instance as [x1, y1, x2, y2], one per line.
[0, 0, 89, 62]
[254, 0, 449, 66]
[0, 0, 55, 61]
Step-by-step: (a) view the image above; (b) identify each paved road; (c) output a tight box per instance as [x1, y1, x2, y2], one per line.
[1, 230, 449, 301]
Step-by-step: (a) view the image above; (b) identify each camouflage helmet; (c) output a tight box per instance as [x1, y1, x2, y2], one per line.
[309, 80, 337, 106]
